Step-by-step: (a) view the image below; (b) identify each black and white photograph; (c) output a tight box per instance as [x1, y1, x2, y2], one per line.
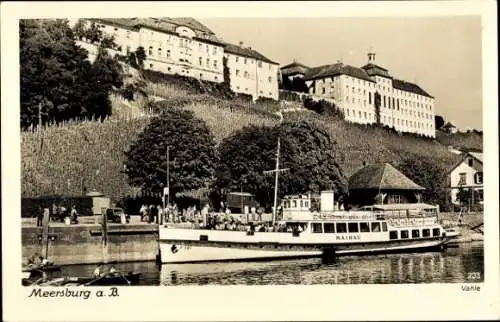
[2, 1, 499, 321]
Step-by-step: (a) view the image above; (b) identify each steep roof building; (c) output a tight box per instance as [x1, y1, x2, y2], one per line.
[79, 18, 279, 101]
[348, 163, 425, 206]
[286, 49, 436, 138]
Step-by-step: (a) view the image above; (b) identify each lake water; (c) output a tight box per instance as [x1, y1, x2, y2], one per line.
[58, 242, 484, 285]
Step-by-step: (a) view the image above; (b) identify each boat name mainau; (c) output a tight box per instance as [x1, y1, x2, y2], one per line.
[336, 235, 361, 241]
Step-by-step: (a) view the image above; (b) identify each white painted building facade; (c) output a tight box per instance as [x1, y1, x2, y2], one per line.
[224, 42, 279, 100]
[448, 152, 483, 205]
[300, 53, 436, 137]
[77, 18, 279, 100]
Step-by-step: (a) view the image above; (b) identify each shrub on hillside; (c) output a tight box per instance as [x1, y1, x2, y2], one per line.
[255, 96, 278, 105]
[234, 93, 254, 102]
[279, 90, 303, 102]
[302, 97, 344, 119]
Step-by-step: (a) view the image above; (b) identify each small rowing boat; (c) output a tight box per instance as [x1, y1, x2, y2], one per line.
[78, 272, 142, 286]
[22, 264, 61, 274]
[22, 272, 142, 286]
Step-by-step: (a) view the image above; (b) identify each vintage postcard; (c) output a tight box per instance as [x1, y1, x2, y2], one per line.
[2, 1, 499, 321]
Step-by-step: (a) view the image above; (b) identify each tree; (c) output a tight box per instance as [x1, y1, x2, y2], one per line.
[72, 19, 87, 41]
[215, 120, 348, 207]
[280, 75, 292, 90]
[20, 19, 124, 128]
[85, 22, 103, 44]
[222, 56, 231, 90]
[290, 77, 309, 93]
[100, 35, 117, 50]
[20, 19, 90, 127]
[124, 105, 218, 198]
[455, 187, 469, 206]
[397, 153, 449, 207]
[135, 46, 146, 68]
[435, 115, 445, 130]
[374, 91, 381, 125]
[77, 46, 123, 120]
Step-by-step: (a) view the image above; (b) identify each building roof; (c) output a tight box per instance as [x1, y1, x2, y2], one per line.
[223, 42, 279, 65]
[468, 152, 483, 163]
[392, 78, 433, 98]
[304, 62, 376, 83]
[348, 163, 425, 191]
[361, 63, 392, 78]
[281, 61, 310, 76]
[447, 151, 483, 174]
[90, 17, 223, 44]
[281, 61, 310, 70]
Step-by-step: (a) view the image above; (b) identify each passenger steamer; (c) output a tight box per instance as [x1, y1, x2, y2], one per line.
[158, 112, 458, 263]
[158, 191, 459, 264]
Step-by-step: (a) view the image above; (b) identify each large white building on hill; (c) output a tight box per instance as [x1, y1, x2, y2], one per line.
[281, 52, 436, 138]
[78, 18, 279, 101]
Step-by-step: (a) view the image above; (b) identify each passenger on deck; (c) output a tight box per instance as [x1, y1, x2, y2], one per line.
[70, 205, 78, 224]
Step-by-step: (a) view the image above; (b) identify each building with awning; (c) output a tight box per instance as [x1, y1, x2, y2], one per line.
[348, 163, 424, 207]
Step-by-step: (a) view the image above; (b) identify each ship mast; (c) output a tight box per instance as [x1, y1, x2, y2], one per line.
[264, 109, 289, 225]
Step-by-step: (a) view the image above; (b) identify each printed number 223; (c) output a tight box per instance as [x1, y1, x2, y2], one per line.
[467, 272, 481, 280]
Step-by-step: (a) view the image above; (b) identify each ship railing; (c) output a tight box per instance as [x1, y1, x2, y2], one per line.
[387, 217, 438, 227]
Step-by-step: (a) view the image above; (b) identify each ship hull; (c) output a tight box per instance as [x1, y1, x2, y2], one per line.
[159, 236, 447, 264]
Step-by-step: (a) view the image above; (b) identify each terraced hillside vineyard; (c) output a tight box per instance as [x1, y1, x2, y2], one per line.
[22, 88, 464, 203]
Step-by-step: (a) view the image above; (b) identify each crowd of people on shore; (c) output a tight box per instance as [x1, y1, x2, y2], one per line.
[35, 203, 79, 226]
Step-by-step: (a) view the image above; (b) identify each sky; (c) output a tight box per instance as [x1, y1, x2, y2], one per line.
[199, 16, 483, 130]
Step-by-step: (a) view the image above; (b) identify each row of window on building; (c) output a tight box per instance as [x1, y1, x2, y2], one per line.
[344, 96, 433, 120]
[140, 30, 221, 55]
[344, 109, 433, 130]
[234, 69, 273, 82]
[343, 88, 432, 112]
[235, 85, 273, 97]
[230, 55, 275, 70]
[343, 76, 434, 102]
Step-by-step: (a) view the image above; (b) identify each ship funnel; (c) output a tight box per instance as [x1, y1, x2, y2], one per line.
[320, 191, 335, 212]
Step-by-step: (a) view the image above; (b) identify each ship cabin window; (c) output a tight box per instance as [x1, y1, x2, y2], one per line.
[422, 229, 430, 237]
[400, 230, 409, 239]
[360, 222, 370, 232]
[389, 231, 398, 240]
[412, 229, 420, 238]
[292, 200, 297, 208]
[336, 223, 347, 233]
[432, 228, 440, 237]
[348, 223, 359, 233]
[324, 223, 335, 233]
[299, 200, 303, 208]
[371, 222, 381, 232]
[312, 223, 323, 233]
[382, 222, 388, 232]
[304, 201, 309, 208]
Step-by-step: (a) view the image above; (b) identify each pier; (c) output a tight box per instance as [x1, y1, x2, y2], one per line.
[22, 215, 159, 265]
